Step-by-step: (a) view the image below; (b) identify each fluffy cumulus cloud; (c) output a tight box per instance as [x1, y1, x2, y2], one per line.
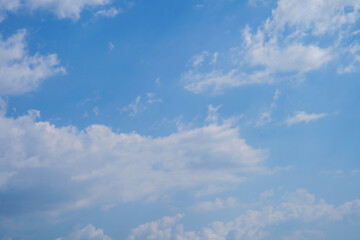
[0, 29, 65, 96]
[127, 189, 360, 240]
[183, 0, 360, 94]
[286, 111, 327, 126]
[0, 0, 109, 21]
[0, 109, 267, 214]
[128, 214, 185, 240]
[57, 224, 112, 240]
[242, 27, 332, 73]
[268, 0, 360, 35]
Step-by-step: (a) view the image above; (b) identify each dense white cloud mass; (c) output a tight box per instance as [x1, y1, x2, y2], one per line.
[57, 224, 112, 240]
[286, 111, 327, 126]
[0, 30, 65, 95]
[268, 0, 360, 35]
[242, 27, 332, 72]
[127, 189, 360, 240]
[184, 0, 360, 94]
[0, 109, 266, 213]
[0, 0, 109, 20]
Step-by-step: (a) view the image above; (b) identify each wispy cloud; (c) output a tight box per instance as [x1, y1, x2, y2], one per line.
[146, 92, 162, 104]
[108, 41, 115, 51]
[0, 30, 65, 96]
[95, 7, 121, 18]
[286, 111, 327, 126]
[259, 188, 274, 200]
[121, 96, 145, 116]
[127, 189, 360, 240]
[122, 93, 162, 116]
[0, 0, 109, 21]
[192, 197, 239, 212]
[255, 89, 281, 127]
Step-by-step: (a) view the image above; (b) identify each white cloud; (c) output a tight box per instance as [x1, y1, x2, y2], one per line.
[256, 111, 272, 127]
[338, 43, 360, 74]
[248, 0, 268, 7]
[0, 109, 267, 214]
[92, 106, 99, 116]
[108, 42, 114, 51]
[286, 111, 327, 126]
[282, 230, 325, 240]
[128, 214, 185, 240]
[57, 224, 112, 240]
[0, 0, 21, 21]
[127, 189, 360, 240]
[268, 0, 360, 35]
[146, 92, 162, 104]
[260, 188, 274, 200]
[183, 0, 360, 94]
[183, 68, 271, 94]
[121, 96, 145, 116]
[320, 169, 344, 176]
[193, 197, 238, 212]
[191, 51, 209, 67]
[273, 89, 280, 99]
[95, 7, 121, 18]
[122, 94, 162, 116]
[255, 89, 280, 127]
[0, 171, 16, 190]
[243, 27, 332, 72]
[205, 104, 222, 124]
[210, 52, 218, 65]
[0, 0, 110, 21]
[0, 30, 65, 96]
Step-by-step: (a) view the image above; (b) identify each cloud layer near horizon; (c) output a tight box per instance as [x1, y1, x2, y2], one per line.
[58, 189, 360, 240]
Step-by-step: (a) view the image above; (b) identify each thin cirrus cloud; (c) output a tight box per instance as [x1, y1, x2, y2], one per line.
[192, 197, 239, 212]
[183, 0, 360, 94]
[286, 111, 327, 126]
[95, 7, 121, 18]
[0, 0, 110, 21]
[0, 29, 65, 96]
[0, 108, 267, 215]
[121, 93, 162, 116]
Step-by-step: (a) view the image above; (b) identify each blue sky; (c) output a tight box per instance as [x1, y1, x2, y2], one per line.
[0, 0, 360, 239]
